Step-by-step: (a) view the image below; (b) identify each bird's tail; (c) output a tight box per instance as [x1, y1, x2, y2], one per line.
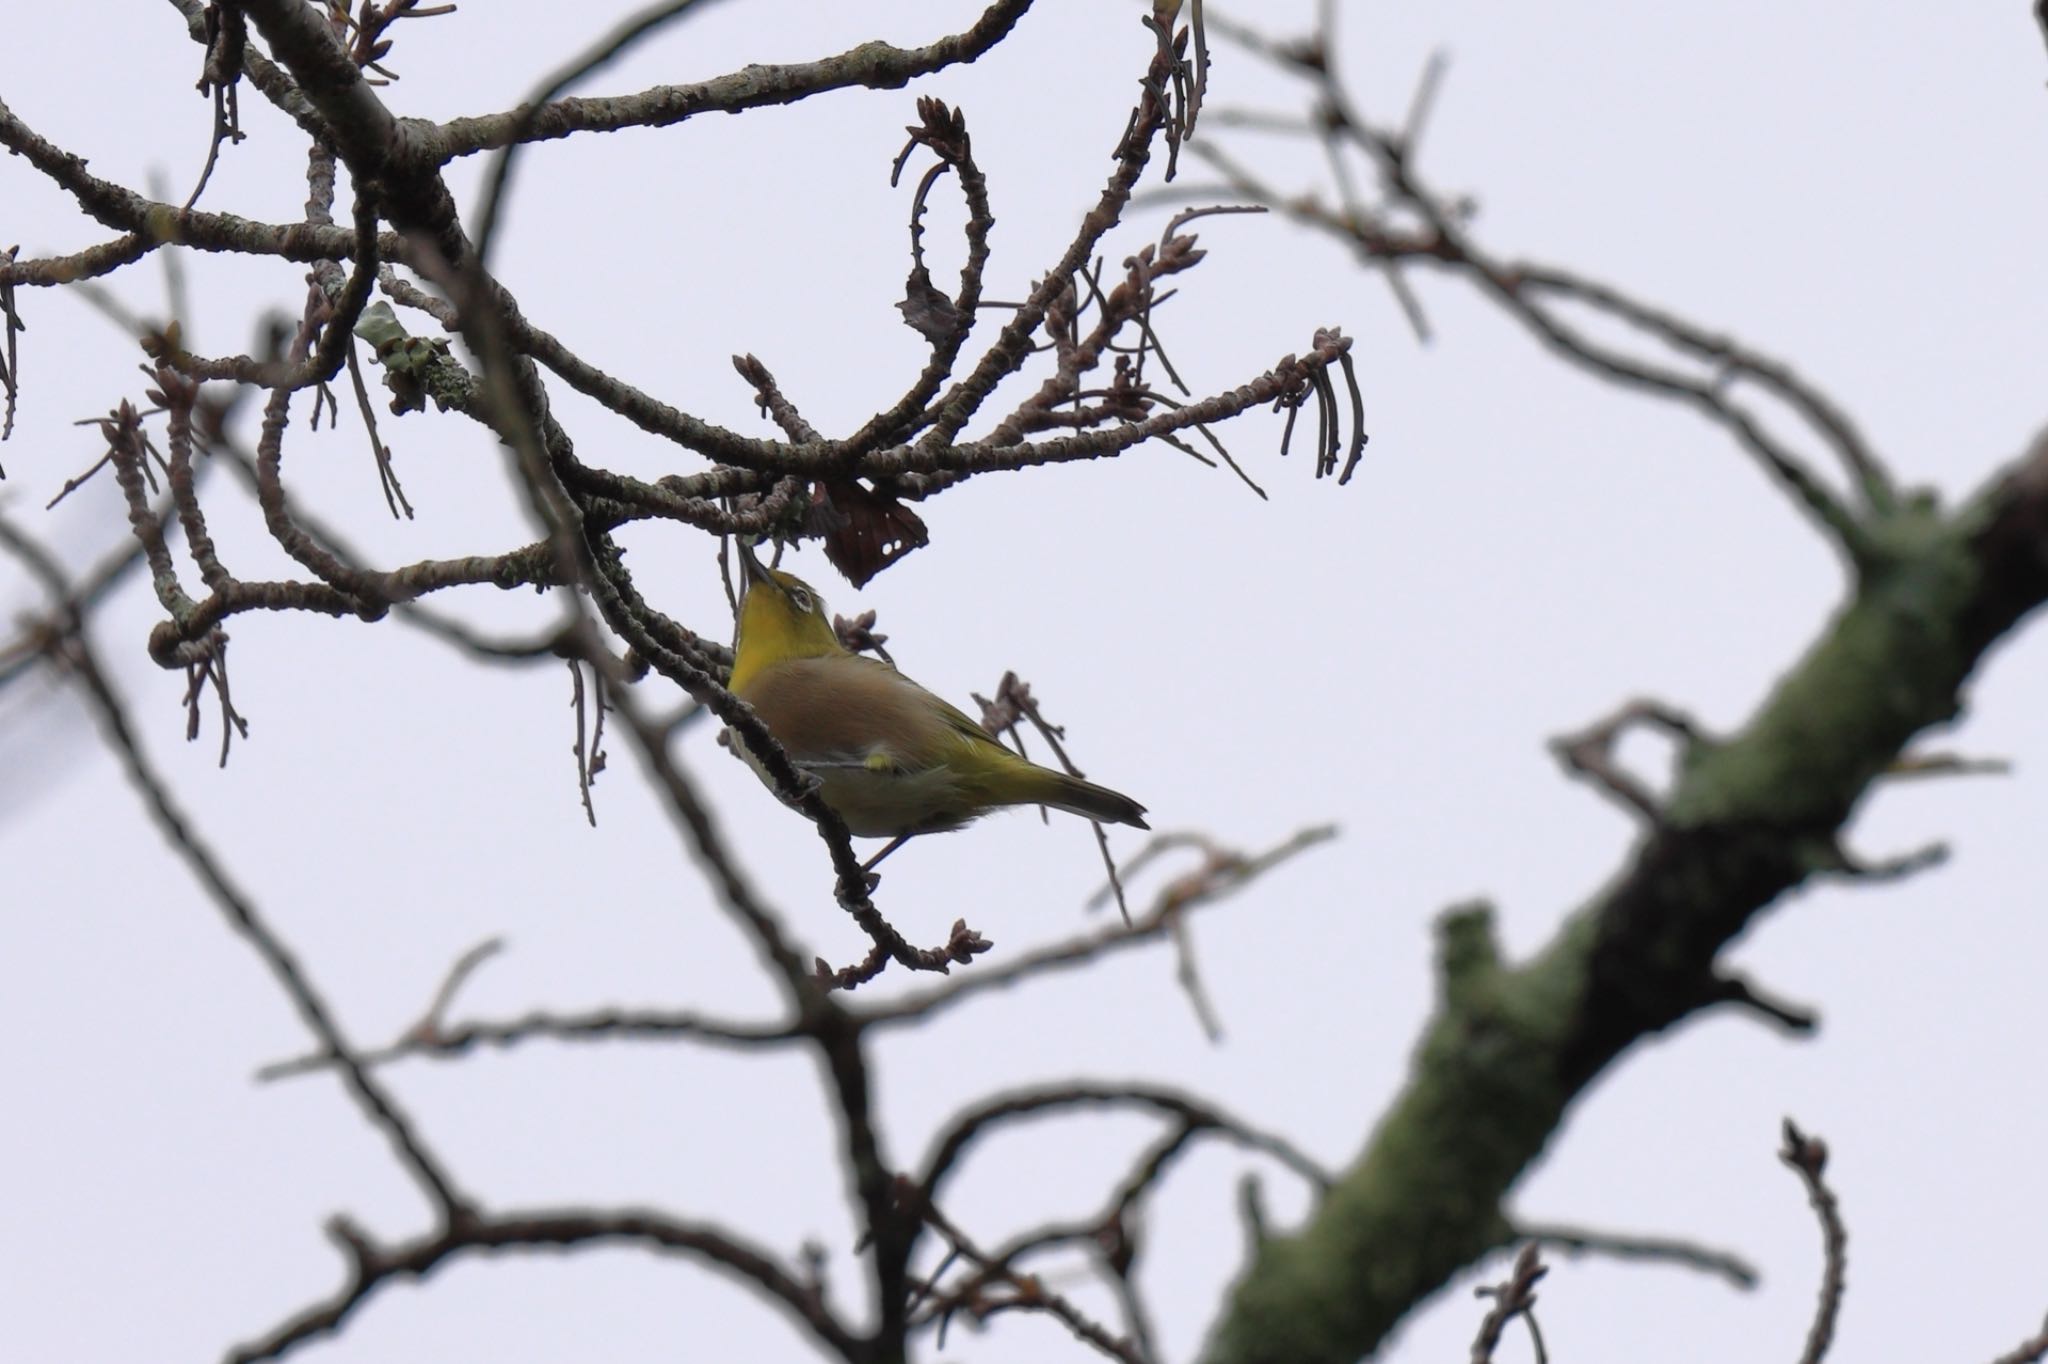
[1008, 765, 1150, 829]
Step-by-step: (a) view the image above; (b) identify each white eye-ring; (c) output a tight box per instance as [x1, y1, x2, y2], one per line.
[788, 587, 814, 613]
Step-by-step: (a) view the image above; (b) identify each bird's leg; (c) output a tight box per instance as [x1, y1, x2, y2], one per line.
[857, 834, 915, 892]
[861, 835, 913, 872]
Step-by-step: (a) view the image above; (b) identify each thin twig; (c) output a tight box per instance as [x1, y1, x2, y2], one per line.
[1780, 1118, 1848, 1364]
[909, 1187, 1148, 1364]
[226, 1207, 859, 1364]
[1469, 1243, 1548, 1364]
[1989, 1316, 2048, 1364]
[869, 825, 1335, 1031]
[1550, 697, 1705, 822]
[0, 514, 472, 1222]
[917, 1082, 1333, 1205]
[1515, 1221, 1758, 1291]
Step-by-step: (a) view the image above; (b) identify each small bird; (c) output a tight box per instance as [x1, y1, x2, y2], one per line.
[726, 541, 1149, 867]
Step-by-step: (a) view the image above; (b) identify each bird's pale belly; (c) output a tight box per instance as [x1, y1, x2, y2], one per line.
[812, 761, 976, 837]
[731, 730, 975, 838]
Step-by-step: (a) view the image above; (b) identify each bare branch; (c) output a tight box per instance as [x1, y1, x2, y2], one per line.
[0, 516, 472, 1223]
[226, 1207, 860, 1364]
[1990, 1316, 2048, 1364]
[917, 1082, 1332, 1207]
[1187, 35, 1896, 552]
[867, 824, 1335, 1031]
[1468, 1243, 1548, 1364]
[471, 0, 731, 267]
[257, 1000, 802, 1082]
[908, 1188, 1147, 1364]
[1705, 972, 1820, 1036]
[1781, 1119, 1848, 1364]
[1514, 1221, 1758, 1292]
[1549, 697, 1705, 822]
[433, 0, 1037, 162]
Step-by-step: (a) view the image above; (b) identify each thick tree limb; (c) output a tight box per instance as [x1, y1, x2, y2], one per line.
[1202, 435, 2048, 1362]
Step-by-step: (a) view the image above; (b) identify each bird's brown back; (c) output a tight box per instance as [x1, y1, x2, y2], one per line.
[737, 653, 969, 769]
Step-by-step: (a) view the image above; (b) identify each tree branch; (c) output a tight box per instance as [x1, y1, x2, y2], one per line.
[1201, 433, 2048, 1361]
[432, 0, 1037, 162]
[0, 516, 473, 1223]
[226, 1207, 860, 1364]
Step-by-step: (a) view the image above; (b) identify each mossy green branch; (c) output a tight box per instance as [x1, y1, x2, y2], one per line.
[1204, 439, 2048, 1364]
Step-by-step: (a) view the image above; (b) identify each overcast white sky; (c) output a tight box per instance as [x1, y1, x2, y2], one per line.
[5, 3, 2048, 1361]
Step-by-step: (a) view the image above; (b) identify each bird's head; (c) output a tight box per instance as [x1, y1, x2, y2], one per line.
[731, 540, 844, 689]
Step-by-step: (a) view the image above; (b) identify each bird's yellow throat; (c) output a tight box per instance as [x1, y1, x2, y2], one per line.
[730, 568, 844, 692]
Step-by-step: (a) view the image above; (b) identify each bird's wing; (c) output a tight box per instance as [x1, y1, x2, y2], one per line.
[744, 654, 1000, 772]
[881, 666, 1021, 768]
[930, 690, 1008, 748]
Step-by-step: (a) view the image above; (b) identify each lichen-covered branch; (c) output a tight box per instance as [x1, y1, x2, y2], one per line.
[1201, 437, 2048, 1362]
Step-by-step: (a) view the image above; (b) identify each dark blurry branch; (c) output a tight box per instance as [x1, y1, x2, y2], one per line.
[257, 1000, 803, 1081]
[1468, 1243, 1548, 1364]
[976, 669, 1135, 922]
[208, 437, 580, 666]
[1781, 1120, 1847, 1364]
[0, 498, 167, 692]
[472, 0, 731, 267]
[1820, 837, 1950, 884]
[414, 938, 506, 1037]
[589, 667, 822, 992]
[181, 0, 914, 995]
[8, 1, 1368, 1359]
[248, 933, 801, 1084]
[908, 1191, 1148, 1364]
[918, 1083, 1332, 1207]
[6, 2, 2037, 1362]
[946, 1092, 1322, 1362]
[226, 1207, 861, 1364]
[905, 1078, 1333, 1361]
[1202, 427, 2048, 1362]
[1704, 971, 1820, 1035]
[395, 204, 914, 1361]
[0, 514, 473, 1223]
[1, 244, 18, 444]
[566, 658, 606, 825]
[1188, 22, 1895, 556]
[593, 591, 911, 1349]
[1991, 1318, 2048, 1364]
[863, 824, 1335, 1031]
[1513, 1221, 1758, 1292]
[1191, 14, 2048, 1348]
[411, 300, 821, 1003]
[1884, 749, 2014, 780]
[167, 0, 321, 138]
[1514, 262, 1888, 511]
[206, 0, 1317, 1006]
[254, 825, 1332, 1081]
[182, 0, 246, 210]
[1549, 698, 1704, 823]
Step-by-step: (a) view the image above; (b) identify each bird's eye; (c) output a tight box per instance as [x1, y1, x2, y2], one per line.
[788, 588, 813, 613]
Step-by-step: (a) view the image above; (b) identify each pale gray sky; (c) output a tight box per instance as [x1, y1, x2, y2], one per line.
[4, 3, 2047, 1361]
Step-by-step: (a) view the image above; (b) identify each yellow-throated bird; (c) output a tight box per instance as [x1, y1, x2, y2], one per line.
[727, 542, 1148, 867]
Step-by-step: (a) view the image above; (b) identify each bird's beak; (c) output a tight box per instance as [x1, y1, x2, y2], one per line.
[736, 537, 771, 590]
